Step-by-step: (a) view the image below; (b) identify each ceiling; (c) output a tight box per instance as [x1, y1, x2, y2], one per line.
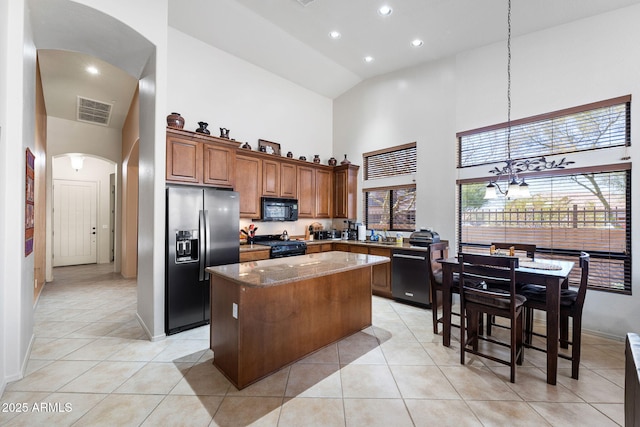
[36, 0, 640, 130]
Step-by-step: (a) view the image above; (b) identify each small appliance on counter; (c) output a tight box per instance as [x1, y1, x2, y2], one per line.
[408, 229, 441, 247]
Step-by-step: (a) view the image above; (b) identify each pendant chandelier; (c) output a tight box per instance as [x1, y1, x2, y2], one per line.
[484, 0, 573, 200]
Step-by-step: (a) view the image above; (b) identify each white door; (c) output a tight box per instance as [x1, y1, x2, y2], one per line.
[53, 179, 97, 266]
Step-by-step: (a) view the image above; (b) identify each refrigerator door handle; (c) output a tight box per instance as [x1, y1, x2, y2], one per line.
[199, 210, 207, 281]
[204, 209, 211, 280]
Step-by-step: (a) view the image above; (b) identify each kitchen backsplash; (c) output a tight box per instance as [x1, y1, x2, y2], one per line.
[238, 218, 334, 237]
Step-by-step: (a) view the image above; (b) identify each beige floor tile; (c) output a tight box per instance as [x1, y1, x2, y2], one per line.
[141, 395, 222, 426]
[440, 365, 522, 401]
[405, 399, 483, 426]
[591, 403, 624, 426]
[115, 362, 192, 394]
[337, 332, 386, 365]
[64, 322, 127, 339]
[555, 369, 624, 403]
[467, 400, 551, 426]
[29, 337, 95, 360]
[72, 393, 164, 427]
[496, 366, 583, 402]
[371, 320, 420, 343]
[0, 391, 51, 425]
[390, 365, 460, 400]
[61, 337, 131, 360]
[340, 364, 400, 398]
[170, 361, 231, 396]
[343, 398, 413, 427]
[22, 359, 53, 377]
[580, 344, 625, 370]
[58, 361, 145, 393]
[297, 343, 339, 364]
[6, 360, 98, 392]
[151, 339, 209, 363]
[529, 402, 619, 427]
[33, 320, 90, 338]
[284, 364, 342, 398]
[4, 392, 107, 427]
[279, 397, 344, 427]
[380, 340, 435, 365]
[107, 339, 171, 361]
[211, 396, 282, 427]
[226, 367, 289, 397]
[592, 368, 625, 388]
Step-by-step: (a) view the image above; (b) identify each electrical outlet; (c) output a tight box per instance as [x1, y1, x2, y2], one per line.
[232, 303, 238, 319]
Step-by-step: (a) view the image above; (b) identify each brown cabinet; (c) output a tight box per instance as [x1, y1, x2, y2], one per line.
[306, 243, 334, 254]
[315, 169, 332, 218]
[370, 247, 392, 298]
[280, 163, 297, 198]
[334, 164, 359, 218]
[262, 159, 280, 197]
[240, 249, 271, 262]
[166, 134, 201, 183]
[334, 243, 350, 252]
[203, 144, 235, 188]
[297, 166, 315, 218]
[236, 154, 262, 218]
[166, 128, 237, 187]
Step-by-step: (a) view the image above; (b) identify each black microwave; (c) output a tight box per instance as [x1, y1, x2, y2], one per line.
[261, 197, 298, 221]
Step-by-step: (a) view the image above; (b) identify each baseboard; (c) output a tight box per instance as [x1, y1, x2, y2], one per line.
[136, 313, 166, 342]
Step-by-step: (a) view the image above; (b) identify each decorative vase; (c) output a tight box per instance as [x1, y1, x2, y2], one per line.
[220, 128, 230, 139]
[167, 112, 185, 129]
[195, 121, 210, 134]
[259, 145, 267, 152]
[299, 156, 307, 161]
[340, 154, 351, 165]
[241, 142, 251, 150]
[313, 155, 320, 164]
[286, 151, 293, 158]
[328, 157, 337, 166]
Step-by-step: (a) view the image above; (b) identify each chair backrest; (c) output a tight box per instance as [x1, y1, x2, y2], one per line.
[574, 252, 590, 308]
[491, 242, 536, 260]
[428, 241, 449, 283]
[459, 253, 519, 312]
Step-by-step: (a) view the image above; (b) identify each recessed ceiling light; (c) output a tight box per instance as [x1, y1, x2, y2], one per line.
[364, 56, 374, 63]
[329, 31, 341, 39]
[86, 66, 99, 75]
[378, 5, 393, 16]
[410, 39, 424, 47]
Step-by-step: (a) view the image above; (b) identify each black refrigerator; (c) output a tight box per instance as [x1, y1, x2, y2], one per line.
[165, 185, 239, 335]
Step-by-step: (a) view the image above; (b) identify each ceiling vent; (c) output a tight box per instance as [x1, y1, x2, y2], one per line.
[77, 96, 112, 126]
[296, 0, 315, 6]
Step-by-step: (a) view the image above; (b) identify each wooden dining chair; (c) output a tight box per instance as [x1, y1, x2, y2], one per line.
[428, 242, 459, 334]
[459, 253, 526, 383]
[520, 252, 590, 379]
[486, 242, 537, 336]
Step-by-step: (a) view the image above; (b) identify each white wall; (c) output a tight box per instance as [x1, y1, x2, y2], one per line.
[167, 28, 333, 164]
[52, 155, 116, 264]
[333, 58, 458, 238]
[334, 4, 640, 339]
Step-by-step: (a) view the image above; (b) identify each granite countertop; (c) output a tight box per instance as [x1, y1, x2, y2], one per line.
[206, 251, 390, 287]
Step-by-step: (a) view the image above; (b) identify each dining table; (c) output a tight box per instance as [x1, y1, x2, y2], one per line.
[440, 256, 575, 385]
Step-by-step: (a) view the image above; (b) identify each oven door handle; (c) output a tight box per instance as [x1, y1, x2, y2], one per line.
[392, 253, 426, 261]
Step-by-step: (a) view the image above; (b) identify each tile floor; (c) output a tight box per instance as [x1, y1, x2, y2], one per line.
[0, 263, 625, 426]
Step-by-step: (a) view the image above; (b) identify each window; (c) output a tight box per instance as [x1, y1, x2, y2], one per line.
[363, 143, 416, 231]
[457, 96, 631, 294]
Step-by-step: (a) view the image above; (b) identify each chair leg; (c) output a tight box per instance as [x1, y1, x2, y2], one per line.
[460, 308, 467, 366]
[524, 308, 533, 345]
[571, 314, 582, 380]
[560, 313, 570, 349]
[431, 289, 440, 334]
[515, 312, 524, 365]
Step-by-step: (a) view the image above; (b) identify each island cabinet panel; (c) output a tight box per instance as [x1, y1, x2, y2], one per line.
[210, 267, 373, 389]
[235, 155, 262, 218]
[297, 166, 315, 218]
[280, 163, 297, 198]
[262, 159, 280, 197]
[315, 169, 332, 218]
[166, 135, 202, 183]
[370, 247, 392, 297]
[203, 144, 235, 188]
[239, 249, 270, 262]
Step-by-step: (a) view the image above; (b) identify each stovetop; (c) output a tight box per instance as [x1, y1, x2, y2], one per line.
[252, 235, 307, 249]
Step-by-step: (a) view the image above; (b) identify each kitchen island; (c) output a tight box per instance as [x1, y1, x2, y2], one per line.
[206, 251, 389, 389]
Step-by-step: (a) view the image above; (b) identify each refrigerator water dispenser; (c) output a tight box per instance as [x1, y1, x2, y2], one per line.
[175, 230, 199, 263]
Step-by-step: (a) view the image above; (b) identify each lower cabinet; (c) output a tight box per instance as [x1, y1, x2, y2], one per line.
[306, 243, 333, 254]
[239, 249, 270, 262]
[370, 247, 392, 298]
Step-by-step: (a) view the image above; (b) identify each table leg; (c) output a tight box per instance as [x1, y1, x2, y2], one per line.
[442, 264, 452, 347]
[545, 277, 560, 385]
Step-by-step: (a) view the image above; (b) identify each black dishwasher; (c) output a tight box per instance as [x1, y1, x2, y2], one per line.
[391, 249, 431, 307]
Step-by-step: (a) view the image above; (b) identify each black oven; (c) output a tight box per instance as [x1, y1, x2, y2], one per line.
[261, 197, 298, 222]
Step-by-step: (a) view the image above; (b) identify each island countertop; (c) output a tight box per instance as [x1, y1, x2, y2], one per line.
[206, 251, 389, 288]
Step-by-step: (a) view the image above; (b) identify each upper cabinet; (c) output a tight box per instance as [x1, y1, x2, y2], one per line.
[315, 168, 332, 218]
[297, 165, 315, 218]
[235, 154, 262, 218]
[166, 128, 237, 188]
[334, 164, 359, 218]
